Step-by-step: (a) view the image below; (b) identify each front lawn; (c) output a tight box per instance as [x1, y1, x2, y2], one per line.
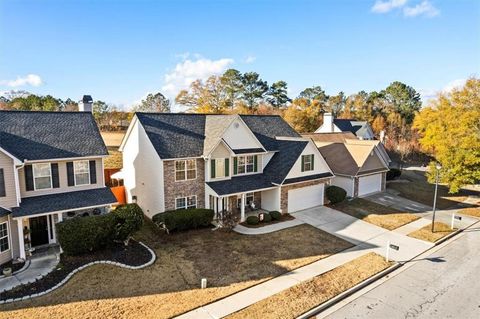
[408, 222, 456, 242]
[227, 252, 392, 319]
[330, 198, 419, 230]
[457, 207, 480, 218]
[1, 221, 353, 319]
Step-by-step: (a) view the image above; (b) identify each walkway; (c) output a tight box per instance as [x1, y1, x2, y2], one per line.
[176, 206, 436, 319]
[0, 246, 59, 293]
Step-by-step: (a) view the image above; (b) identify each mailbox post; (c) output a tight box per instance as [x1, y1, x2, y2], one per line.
[386, 241, 400, 263]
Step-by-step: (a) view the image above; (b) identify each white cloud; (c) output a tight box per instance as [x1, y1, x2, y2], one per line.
[245, 55, 256, 64]
[0, 74, 43, 87]
[404, 0, 439, 17]
[419, 78, 467, 104]
[371, 0, 408, 13]
[161, 57, 234, 98]
[442, 78, 466, 93]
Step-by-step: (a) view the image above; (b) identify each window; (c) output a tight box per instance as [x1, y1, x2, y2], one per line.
[0, 222, 9, 253]
[74, 161, 90, 186]
[215, 159, 225, 178]
[235, 155, 257, 175]
[33, 163, 52, 190]
[175, 159, 197, 181]
[237, 193, 254, 208]
[302, 154, 314, 172]
[175, 195, 197, 209]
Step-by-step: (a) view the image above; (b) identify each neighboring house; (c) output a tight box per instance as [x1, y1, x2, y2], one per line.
[0, 111, 117, 265]
[306, 133, 389, 197]
[315, 113, 375, 140]
[120, 113, 334, 221]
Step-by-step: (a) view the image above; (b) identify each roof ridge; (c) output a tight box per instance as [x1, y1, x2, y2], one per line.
[0, 110, 92, 114]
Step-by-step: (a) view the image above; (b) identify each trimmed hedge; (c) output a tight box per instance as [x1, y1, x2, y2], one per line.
[57, 204, 145, 256]
[113, 204, 144, 241]
[269, 211, 281, 220]
[57, 213, 117, 256]
[386, 168, 402, 181]
[246, 216, 259, 225]
[262, 213, 272, 223]
[152, 208, 214, 232]
[326, 185, 347, 204]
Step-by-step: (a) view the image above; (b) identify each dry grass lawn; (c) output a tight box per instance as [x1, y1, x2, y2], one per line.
[388, 180, 469, 210]
[101, 132, 125, 169]
[0, 221, 352, 319]
[331, 198, 419, 230]
[457, 207, 480, 218]
[227, 252, 392, 319]
[101, 131, 125, 147]
[408, 222, 456, 243]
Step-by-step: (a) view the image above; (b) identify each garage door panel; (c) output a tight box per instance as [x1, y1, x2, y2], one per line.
[288, 184, 324, 213]
[358, 174, 382, 196]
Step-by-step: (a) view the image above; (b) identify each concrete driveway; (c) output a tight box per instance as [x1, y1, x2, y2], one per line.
[292, 206, 433, 262]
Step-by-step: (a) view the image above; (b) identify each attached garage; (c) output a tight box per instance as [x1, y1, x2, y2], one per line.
[287, 183, 324, 213]
[331, 176, 354, 197]
[358, 174, 382, 197]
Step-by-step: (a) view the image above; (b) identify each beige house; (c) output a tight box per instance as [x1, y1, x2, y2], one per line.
[0, 110, 117, 265]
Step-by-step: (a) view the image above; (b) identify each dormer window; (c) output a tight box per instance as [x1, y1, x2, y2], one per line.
[33, 163, 52, 190]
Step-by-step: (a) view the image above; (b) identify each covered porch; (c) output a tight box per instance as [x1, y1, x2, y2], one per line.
[11, 188, 117, 259]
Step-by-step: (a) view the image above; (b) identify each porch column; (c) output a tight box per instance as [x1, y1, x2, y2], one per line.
[57, 212, 63, 222]
[241, 193, 246, 222]
[16, 218, 26, 259]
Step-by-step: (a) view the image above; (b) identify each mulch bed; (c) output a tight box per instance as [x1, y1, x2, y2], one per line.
[240, 214, 295, 228]
[0, 240, 151, 301]
[0, 260, 26, 275]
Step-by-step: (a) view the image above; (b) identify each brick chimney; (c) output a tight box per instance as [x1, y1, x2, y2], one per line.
[78, 95, 93, 112]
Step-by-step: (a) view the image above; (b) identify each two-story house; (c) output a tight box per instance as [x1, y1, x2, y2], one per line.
[120, 113, 334, 221]
[0, 111, 117, 265]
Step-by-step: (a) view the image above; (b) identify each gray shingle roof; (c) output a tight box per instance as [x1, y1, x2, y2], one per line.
[0, 206, 10, 217]
[0, 111, 108, 161]
[206, 174, 274, 196]
[240, 115, 301, 151]
[11, 187, 117, 218]
[283, 173, 333, 185]
[333, 119, 371, 139]
[318, 143, 359, 176]
[233, 148, 265, 154]
[136, 113, 206, 159]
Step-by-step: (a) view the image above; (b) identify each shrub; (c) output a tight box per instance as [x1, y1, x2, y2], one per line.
[262, 213, 272, 222]
[246, 216, 259, 225]
[152, 208, 214, 232]
[113, 204, 144, 242]
[57, 213, 117, 256]
[269, 211, 281, 220]
[386, 168, 402, 181]
[326, 185, 347, 204]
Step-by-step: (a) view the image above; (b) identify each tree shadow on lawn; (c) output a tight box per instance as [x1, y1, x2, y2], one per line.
[1, 221, 377, 318]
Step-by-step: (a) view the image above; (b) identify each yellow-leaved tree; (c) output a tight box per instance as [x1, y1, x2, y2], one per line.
[413, 77, 480, 192]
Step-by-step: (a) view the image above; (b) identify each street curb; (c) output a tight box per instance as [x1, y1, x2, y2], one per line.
[296, 263, 401, 319]
[0, 241, 156, 305]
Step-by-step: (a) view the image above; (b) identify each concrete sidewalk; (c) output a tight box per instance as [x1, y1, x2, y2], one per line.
[176, 206, 436, 319]
[0, 246, 59, 293]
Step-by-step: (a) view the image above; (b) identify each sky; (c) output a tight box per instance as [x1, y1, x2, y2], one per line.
[1, 0, 479, 111]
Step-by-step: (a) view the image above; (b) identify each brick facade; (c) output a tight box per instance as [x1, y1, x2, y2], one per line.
[163, 158, 205, 211]
[280, 179, 328, 213]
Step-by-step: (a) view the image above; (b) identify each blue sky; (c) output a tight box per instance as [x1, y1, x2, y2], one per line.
[1, 0, 479, 110]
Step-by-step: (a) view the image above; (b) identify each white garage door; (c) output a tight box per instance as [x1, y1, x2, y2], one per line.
[358, 174, 382, 196]
[288, 184, 324, 213]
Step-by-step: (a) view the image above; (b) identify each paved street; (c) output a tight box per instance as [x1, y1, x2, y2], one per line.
[322, 225, 480, 319]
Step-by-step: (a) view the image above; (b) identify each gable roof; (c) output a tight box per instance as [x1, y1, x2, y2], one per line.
[135, 113, 299, 159]
[318, 142, 388, 177]
[0, 206, 10, 217]
[333, 119, 371, 138]
[240, 115, 301, 151]
[0, 111, 108, 161]
[136, 113, 206, 159]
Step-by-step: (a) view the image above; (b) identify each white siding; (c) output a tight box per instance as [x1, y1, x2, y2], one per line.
[332, 176, 354, 197]
[222, 118, 263, 150]
[19, 158, 105, 198]
[285, 141, 332, 179]
[315, 123, 342, 133]
[122, 119, 165, 218]
[261, 188, 280, 211]
[0, 151, 17, 209]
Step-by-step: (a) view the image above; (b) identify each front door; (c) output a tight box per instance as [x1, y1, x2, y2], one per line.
[29, 216, 49, 247]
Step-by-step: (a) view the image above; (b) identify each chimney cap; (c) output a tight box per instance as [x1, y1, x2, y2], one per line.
[82, 95, 93, 103]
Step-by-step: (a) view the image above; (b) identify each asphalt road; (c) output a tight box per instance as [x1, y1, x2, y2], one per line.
[323, 226, 480, 319]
